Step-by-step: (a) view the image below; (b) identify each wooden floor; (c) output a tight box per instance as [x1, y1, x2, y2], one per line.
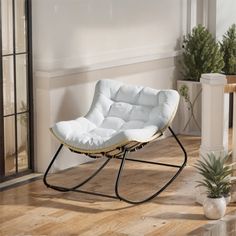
[0, 135, 236, 236]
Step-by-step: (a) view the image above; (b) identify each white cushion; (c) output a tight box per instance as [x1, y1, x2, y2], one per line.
[51, 79, 179, 151]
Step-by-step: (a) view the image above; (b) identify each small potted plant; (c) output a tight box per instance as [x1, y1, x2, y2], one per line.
[178, 25, 224, 135]
[194, 153, 232, 220]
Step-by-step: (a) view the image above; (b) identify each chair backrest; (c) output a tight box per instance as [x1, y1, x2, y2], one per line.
[85, 79, 179, 132]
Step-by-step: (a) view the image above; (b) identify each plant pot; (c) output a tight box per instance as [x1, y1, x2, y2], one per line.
[225, 75, 236, 84]
[177, 80, 202, 136]
[203, 197, 226, 220]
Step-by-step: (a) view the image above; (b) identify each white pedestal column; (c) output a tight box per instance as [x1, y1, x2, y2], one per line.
[196, 73, 228, 204]
[233, 92, 236, 163]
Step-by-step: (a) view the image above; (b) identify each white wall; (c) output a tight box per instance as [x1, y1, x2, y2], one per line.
[216, 0, 236, 40]
[33, 0, 186, 172]
[208, 0, 236, 40]
[32, 0, 184, 71]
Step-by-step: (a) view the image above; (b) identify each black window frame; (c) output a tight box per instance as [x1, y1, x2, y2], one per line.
[0, 0, 33, 182]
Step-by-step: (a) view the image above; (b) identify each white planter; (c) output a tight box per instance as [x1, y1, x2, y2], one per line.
[203, 197, 226, 220]
[177, 80, 202, 136]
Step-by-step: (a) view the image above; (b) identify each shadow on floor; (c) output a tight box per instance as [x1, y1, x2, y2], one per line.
[151, 212, 206, 221]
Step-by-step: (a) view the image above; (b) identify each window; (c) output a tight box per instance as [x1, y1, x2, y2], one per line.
[0, 0, 33, 180]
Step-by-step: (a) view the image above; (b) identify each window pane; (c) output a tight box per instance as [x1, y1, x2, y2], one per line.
[16, 54, 28, 112]
[1, 0, 13, 55]
[15, 0, 27, 53]
[17, 113, 29, 172]
[3, 56, 15, 116]
[4, 116, 16, 175]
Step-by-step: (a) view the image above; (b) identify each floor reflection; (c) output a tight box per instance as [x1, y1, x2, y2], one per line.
[188, 211, 236, 236]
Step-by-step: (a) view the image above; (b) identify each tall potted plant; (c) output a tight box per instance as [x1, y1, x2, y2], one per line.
[178, 25, 224, 135]
[221, 24, 236, 77]
[194, 153, 232, 220]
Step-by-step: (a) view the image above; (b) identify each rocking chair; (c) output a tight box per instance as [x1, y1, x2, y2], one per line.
[43, 79, 187, 204]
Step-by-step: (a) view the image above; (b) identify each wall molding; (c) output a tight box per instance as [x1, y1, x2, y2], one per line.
[202, 0, 209, 27]
[187, 0, 197, 33]
[35, 49, 181, 79]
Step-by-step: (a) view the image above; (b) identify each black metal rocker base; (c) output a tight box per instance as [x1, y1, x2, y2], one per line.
[43, 127, 187, 204]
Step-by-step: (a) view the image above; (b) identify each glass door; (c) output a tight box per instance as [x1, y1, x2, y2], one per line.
[0, 0, 33, 181]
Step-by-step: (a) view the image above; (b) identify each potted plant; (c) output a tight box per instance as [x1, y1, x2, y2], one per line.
[194, 153, 232, 220]
[220, 24, 236, 127]
[178, 24, 224, 135]
[221, 24, 236, 77]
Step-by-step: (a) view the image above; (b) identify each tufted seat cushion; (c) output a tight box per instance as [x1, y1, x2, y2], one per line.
[51, 79, 180, 152]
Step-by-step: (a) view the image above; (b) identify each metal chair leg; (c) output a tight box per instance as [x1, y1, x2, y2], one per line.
[43, 144, 112, 193]
[114, 127, 188, 204]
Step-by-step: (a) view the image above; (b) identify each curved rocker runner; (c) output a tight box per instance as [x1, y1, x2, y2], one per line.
[43, 79, 188, 204]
